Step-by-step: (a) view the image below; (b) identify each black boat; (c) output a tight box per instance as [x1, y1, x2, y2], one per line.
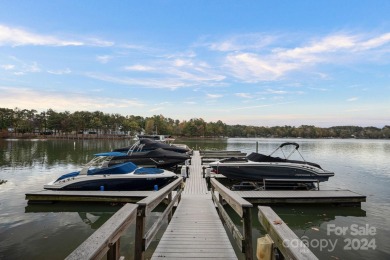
[109, 148, 190, 169]
[209, 142, 334, 182]
[113, 138, 190, 154]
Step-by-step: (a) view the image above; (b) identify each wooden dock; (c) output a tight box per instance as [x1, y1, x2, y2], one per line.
[25, 190, 154, 203]
[151, 151, 237, 259]
[235, 189, 366, 204]
[27, 149, 367, 260]
[152, 196, 237, 259]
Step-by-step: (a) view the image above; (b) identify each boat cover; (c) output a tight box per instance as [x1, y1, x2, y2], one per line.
[247, 152, 322, 169]
[247, 153, 286, 163]
[134, 168, 164, 174]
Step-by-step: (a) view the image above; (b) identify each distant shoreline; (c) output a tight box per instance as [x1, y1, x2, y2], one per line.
[1, 134, 389, 141]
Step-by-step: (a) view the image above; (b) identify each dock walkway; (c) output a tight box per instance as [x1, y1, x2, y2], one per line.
[151, 151, 238, 259]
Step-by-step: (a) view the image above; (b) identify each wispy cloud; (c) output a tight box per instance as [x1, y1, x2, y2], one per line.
[347, 97, 359, 102]
[149, 107, 164, 112]
[86, 72, 193, 90]
[199, 33, 277, 52]
[0, 86, 145, 111]
[1, 64, 15, 70]
[0, 25, 83, 46]
[96, 55, 113, 64]
[221, 31, 390, 82]
[235, 93, 253, 98]
[124, 65, 155, 71]
[47, 68, 71, 75]
[206, 93, 223, 99]
[0, 24, 113, 47]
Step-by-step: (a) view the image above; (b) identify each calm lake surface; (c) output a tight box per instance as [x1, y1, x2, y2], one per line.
[0, 138, 389, 259]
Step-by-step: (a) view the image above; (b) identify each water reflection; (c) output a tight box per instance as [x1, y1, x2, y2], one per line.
[25, 202, 120, 229]
[22, 202, 168, 260]
[0, 139, 134, 168]
[225, 204, 367, 260]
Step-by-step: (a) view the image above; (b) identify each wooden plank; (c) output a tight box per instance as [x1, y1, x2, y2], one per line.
[152, 195, 237, 259]
[236, 190, 366, 204]
[26, 190, 153, 203]
[258, 206, 318, 260]
[66, 203, 138, 260]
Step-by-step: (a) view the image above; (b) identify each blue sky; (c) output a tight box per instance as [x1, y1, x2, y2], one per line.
[0, 1, 389, 127]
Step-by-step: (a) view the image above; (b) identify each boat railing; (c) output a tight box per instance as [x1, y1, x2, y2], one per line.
[134, 177, 183, 259]
[210, 178, 254, 260]
[66, 177, 183, 260]
[257, 206, 318, 260]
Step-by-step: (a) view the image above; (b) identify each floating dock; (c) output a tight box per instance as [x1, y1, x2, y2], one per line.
[46, 149, 368, 260]
[235, 189, 365, 204]
[25, 190, 154, 203]
[26, 150, 366, 206]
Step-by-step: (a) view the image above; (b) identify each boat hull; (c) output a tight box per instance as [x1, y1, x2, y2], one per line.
[210, 162, 334, 182]
[44, 175, 178, 191]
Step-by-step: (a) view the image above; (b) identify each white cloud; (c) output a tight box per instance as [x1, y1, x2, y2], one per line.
[124, 65, 154, 71]
[86, 72, 192, 90]
[265, 89, 288, 95]
[1, 64, 15, 70]
[358, 33, 390, 50]
[149, 107, 164, 112]
[183, 101, 197, 105]
[235, 93, 253, 98]
[206, 93, 223, 99]
[0, 25, 84, 46]
[96, 55, 113, 64]
[0, 24, 113, 47]
[221, 31, 390, 82]
[47, 68, 71, 75]
[225, 52, 298, 81]
[347, 97, 359, 102]
[203, 33, 277, 52]
[86, 38, 114, 47]
[0, 86, 145, 111]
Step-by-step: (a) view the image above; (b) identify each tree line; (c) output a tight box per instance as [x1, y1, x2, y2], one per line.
[1, 107, 389, 139]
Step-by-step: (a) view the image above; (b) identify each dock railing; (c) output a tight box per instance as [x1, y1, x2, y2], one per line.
[66, 203, 138, 260]
[210, 178, 254, 260]
[66, 177, 183, 260]
[257, 206, 318, 260]
[134, 177, 183, 259]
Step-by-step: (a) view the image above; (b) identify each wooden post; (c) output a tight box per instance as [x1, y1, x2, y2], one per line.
[167, 192, 172, 222]
[256, 235, 273, 260]
[107, 239, 120, 260]
[243, 207, 253, 260]
[134, 206, 146, 260]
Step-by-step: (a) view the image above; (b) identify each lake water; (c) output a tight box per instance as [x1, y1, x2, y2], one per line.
[0, 138, 389, 259]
